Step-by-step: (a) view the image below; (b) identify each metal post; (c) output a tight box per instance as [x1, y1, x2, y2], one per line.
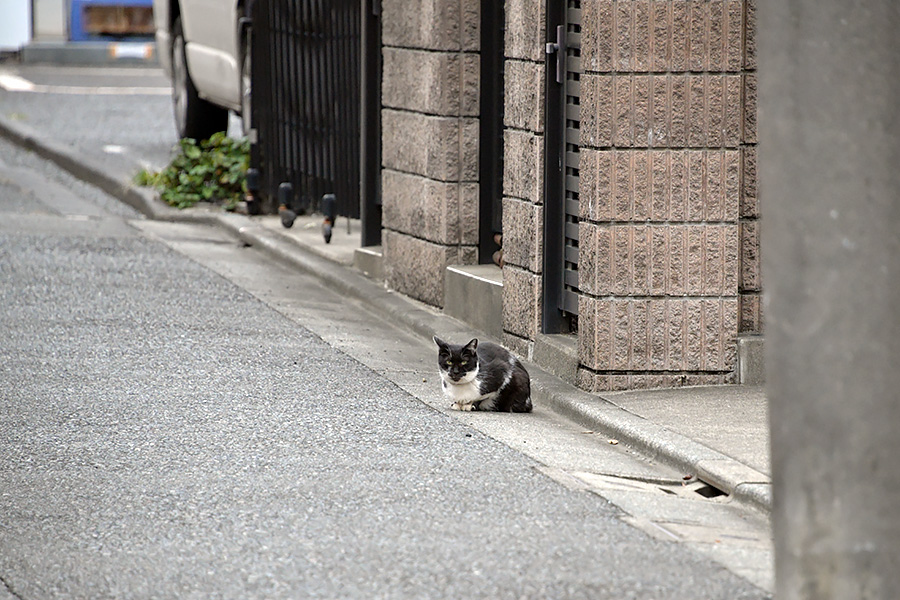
[541, 0, 567, 333]
[359, 0, 382, 247]
[761, 1, 900, 596]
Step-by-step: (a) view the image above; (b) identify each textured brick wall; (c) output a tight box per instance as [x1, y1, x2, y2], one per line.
[739, 0, 760, 334]
[576, 0, 759, 391]
[500, 0, 546, 357]
[380, 0, 480, 307]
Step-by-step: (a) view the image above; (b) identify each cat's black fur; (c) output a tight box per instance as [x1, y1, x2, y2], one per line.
[433, 336, 532, 413]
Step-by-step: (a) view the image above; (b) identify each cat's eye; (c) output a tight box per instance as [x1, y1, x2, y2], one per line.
[460, 360, 467, 365]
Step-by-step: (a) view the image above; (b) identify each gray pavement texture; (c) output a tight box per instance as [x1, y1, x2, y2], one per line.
[0, 63, 180, 175]
[0, 192, 768, 599]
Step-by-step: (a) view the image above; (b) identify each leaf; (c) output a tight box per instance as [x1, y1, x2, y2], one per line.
[208, 131, 227, 146]
[144, 135, 249, 210]
[188, 146, 204, 160]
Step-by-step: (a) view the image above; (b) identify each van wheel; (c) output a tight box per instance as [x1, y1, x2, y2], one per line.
[171, 17, 228, 140]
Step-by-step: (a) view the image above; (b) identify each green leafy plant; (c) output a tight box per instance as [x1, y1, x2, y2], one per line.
[134, 133, 250, 210]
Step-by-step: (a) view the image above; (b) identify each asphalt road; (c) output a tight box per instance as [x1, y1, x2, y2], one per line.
[0, 61, 241, 177]
[0, 63, 770, 599]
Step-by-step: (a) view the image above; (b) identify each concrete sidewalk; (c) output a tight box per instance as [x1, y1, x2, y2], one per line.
[0, 110, 772, 514]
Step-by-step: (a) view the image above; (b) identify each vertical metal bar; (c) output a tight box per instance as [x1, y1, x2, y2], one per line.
[317, 0, 327, 207]
[273, 0, 284, 200]
[348, 1, 362, 219]
[341, 2, 354, 217]
[290, 2, 301, 205]
[266, 0, 276, 202]
[280, 3, 291, 203]
[360, 0, 382, 246]
[352, 0, 362, 219]
[342, 2, 352, 218]
[349, 0, 362, 219]
[297, 0, 307, 207]
[261, 0, 273, 200]
[277, 2, 289, 201]
[332, 2, 345, 216]
[324, 0, 336, 206]
[302, 0, 315, 208]
[542, 0, 567, 333]
[329, 2, 340, 214]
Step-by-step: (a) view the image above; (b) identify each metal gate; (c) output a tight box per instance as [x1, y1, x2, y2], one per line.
[250, 0, 362, 219]
[543, 0, 582, 332]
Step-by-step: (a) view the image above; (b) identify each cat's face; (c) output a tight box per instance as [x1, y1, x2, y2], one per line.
[433, 337, 479, 384]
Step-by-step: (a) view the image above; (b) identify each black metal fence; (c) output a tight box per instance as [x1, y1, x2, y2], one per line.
[250, 0, 362, 219]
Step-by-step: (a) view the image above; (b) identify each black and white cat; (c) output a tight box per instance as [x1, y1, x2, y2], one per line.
[433, 336, 532, 413]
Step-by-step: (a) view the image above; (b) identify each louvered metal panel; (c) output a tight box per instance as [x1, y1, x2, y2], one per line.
[542, 0, 582, 332]
[562, 0, 582, 317]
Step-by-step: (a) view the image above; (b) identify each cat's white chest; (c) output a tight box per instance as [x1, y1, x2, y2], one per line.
[440, 374, 498, 411]
[441, 377, 482, 404]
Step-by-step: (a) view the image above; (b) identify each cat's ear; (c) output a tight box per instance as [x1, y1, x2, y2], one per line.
[433, 336, 448, 349]
[464, 338, 478, 352]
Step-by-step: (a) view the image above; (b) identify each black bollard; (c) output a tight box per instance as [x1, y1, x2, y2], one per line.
[278, 182, 296, 228]
[245, 168, 261, 215]
[321, 193, 336, 244]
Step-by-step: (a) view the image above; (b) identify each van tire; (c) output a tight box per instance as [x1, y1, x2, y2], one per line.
[171, 17, 228, 141]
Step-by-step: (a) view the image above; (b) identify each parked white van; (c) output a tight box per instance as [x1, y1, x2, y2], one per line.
[152, 0, 251, 140]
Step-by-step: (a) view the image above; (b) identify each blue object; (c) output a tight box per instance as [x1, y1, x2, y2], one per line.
[70, 0, 154, 42]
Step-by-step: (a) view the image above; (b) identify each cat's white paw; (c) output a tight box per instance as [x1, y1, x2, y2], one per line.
[451, 402, 475, 412]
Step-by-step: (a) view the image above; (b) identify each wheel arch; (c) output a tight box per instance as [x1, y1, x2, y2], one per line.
[168, 0, 181, 32]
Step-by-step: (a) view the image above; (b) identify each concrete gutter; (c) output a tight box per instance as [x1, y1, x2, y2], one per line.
[0, 114, 772, 514]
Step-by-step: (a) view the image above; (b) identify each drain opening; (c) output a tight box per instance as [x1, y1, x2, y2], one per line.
[693, 482, 727, 499]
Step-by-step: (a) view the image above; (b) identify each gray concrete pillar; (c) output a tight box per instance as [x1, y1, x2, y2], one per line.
[760, 1, 900, 597]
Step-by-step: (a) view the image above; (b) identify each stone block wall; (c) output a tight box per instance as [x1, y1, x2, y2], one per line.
[576, 0, 759, 391]
[380, 0, 481, 307]
[738, 1, 760, 334]
[377, 0, 760, 389]
[500, 0, 546, 357]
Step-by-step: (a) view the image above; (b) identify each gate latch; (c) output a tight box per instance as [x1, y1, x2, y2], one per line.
[545, 25, 566, 84]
